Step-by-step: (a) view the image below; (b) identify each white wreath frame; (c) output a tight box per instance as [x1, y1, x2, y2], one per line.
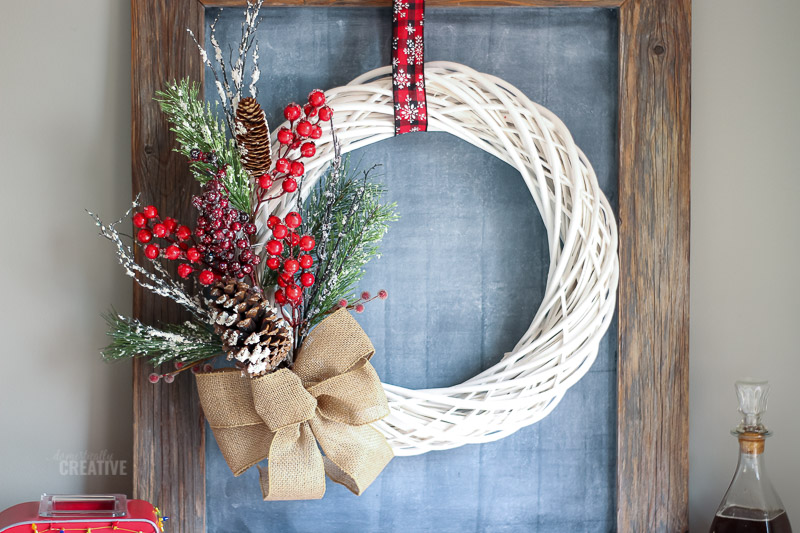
[262, 62, 619, 456]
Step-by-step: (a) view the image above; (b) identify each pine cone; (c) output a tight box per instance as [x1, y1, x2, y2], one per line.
[205, 278, 292, 376]
[234, 97, 272, 178]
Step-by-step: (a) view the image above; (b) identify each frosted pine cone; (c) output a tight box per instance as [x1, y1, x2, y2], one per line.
[204, 278, 292, 376]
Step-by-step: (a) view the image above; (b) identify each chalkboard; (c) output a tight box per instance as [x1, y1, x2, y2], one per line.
[204, 7, 618, 532]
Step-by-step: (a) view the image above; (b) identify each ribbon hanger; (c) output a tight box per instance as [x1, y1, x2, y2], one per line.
[392, 0, 428, 134]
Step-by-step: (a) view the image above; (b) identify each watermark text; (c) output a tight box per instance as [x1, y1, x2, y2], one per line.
[52, 449, 127, 476]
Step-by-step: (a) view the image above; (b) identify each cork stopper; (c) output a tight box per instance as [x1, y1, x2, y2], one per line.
[738, 432, 766, 455]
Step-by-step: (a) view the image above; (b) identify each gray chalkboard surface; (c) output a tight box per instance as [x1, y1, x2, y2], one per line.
[205, 7, 618, 532]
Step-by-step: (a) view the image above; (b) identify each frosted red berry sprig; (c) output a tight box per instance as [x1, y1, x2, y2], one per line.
[256, 90, 333, 210]
[189, 177, 259, 285]
[148, 358, 215, 385]
[132, 152, 259, 287]
[336, 290, 389, 314]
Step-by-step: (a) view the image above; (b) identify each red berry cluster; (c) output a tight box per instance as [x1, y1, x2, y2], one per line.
[256, 90, 333, 209]
[134, 153, 259, 286]
[190, 177, 259, 283]
[133, 204, 209, 277]
[265, 212, 316, 311]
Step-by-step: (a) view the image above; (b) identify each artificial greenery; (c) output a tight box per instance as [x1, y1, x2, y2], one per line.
[155, 79, 252, 213]
[296, 157, 398, 332]
[101, 312, 222, 367]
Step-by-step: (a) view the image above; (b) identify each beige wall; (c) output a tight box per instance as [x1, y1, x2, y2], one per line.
[0, 0, 798, 529]
[690, 0, 800, 530]
[0, 1, 132, 508]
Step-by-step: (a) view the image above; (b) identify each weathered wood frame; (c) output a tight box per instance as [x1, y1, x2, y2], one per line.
[131, 1, 690, 531]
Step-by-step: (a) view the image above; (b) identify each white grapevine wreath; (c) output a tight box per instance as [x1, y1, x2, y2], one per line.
[261, 61, 619, 456]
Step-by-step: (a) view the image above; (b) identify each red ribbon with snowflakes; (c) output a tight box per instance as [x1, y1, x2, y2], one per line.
[392, 0, 427, 134]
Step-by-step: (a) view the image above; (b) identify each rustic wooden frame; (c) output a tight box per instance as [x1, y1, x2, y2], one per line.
[131, 1, 690, 531]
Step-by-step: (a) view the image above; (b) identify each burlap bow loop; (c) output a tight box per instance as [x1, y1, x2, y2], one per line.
[252, 369, 317, 432]
[195, 309, 393, 501]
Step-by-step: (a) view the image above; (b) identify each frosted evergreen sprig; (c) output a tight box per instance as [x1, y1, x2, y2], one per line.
[311, 127, 344, 267]
[299, 159, 398, 334]
[155, 79, 251, 212]
[291, 128, 343, 325]
[88, 201, 210, 321]
[102, 312, 222, 366]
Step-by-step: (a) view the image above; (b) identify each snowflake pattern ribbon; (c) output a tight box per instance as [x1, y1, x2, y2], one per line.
[392, 0, 427, 134]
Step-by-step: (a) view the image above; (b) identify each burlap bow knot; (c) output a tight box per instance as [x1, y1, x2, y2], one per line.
[195, 309, 394, 500]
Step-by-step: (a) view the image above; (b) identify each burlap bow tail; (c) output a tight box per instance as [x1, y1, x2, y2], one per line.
[195, 309, 394, 500]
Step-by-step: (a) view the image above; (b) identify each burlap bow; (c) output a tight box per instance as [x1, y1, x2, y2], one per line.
[195, 309, 394, 500]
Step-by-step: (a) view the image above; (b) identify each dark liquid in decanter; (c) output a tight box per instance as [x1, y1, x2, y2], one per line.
[710, 507, 793, 533]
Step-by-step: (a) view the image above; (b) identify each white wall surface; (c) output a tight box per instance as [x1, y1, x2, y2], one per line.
[0, 0, 798, 530]
[0, 1, 132, 509]
[690, 0, 800, 530]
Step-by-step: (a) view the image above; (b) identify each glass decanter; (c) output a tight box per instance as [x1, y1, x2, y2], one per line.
[710, 380, 792, 533]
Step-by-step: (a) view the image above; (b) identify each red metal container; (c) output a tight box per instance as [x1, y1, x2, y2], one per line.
[0, 495, 165, 533]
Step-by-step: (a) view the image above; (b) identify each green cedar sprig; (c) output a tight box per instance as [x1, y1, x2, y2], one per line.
[101, 312, 222, 367]
[155, 79, 252, 213]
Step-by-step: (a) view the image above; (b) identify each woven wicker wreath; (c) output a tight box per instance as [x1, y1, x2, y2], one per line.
[261, 61, 619, 456]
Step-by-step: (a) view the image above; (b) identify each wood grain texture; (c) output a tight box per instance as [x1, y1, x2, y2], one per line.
[131, 1, 206, 532]
[616, 0, 691, 531]
[201, 0, 624, 7]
